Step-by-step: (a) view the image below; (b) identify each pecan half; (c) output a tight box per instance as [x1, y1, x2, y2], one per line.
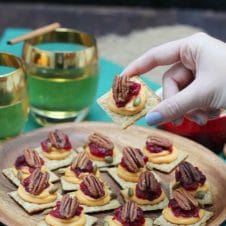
[146, 135, 172, 149]
[59, 194, 79, 219]
[121, 201, 139, 222]
[26, 168, 49, 195]
[137, 171, 159, 192]
[48, 129, 67, 149]
[122, 147, 145, 173]
[88, 132, 114, 150]
[71, 151, 90, 170]
[24, 148, 43, 168]
[173, 188, 199, 210]
[112, 75, 132, 106]
[82, 175, 105, 198]
[176, 161, 206, 187]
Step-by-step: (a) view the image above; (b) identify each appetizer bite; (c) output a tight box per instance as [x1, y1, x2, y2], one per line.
[145, 135, 188, 173]
[36, 129, 76, 170]
[154, 188, 213, 226]
[121, 171, 168, 211]
[170, 161, 212, 205]
[2, 148, 59, 186]
[97, 75, 159, 129]
[38, 194, 97, 226]
[78, 132, 121, 168]
[104, 200, 153, 226]
[9, 168, 59, 213]
[61, 151, 101, 191]
[108, 146, 148, 188]
[72, 175, 120, 213]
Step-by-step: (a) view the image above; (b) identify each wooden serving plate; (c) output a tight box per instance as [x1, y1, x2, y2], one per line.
[0, 122, 225, 226]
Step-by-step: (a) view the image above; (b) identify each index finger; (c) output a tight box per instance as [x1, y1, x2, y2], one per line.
[121, 38, 185, 77]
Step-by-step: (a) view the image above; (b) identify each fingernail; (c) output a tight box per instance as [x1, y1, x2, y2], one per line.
[145, 112, 163, 126]
[191, 115, 205, 125]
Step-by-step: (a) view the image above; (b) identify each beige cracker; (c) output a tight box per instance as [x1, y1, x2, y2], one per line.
[121, 188, 168, 211]
[76, 146, 121, 168]
[82, 199, 120, 213]
[97, 77, 160, 129]
[36, 147, 77, 171]
[70, 190, 120, 213]
[146, 151, 188, 173]
[169, 182, 213, 206]
[107, 167, 161, 189]
[2, 168, 59, 187]
[104, 216, 153, 226]
[8, 191, 61, 214]
[37, 214, 97, 226]
[154, 210, 213, 226]
[60, 176, 80, 191]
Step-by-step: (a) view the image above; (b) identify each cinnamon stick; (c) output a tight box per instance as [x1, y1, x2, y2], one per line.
[7, 22, 61, 45]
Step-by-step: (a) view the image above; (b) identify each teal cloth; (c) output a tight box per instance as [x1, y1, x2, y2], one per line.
[1, 28, 225, 163]
[0, 28, 160, 131]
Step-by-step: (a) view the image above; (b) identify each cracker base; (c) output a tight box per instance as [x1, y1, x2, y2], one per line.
[107, 167, 161, 189]
[121, 189, 168, 211]
[60, 176, 80, 191]
[2, 168, 59, 187]
[8, 191, 60, 214]
[36, 147, 77, 171]
[70, 190, 120, 213]
[146, 150, 188, 173]
[154, 210, 213, 226]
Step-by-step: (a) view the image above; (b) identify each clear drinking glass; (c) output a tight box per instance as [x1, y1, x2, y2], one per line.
[0, 52, 28, 139]
[22, 28, 99, 126]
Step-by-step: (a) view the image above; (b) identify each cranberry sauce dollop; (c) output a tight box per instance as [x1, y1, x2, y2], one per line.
[135, 183, 162, 201]
[116, 82, 141, 108]
[41, 134, 72, 152]
[88, 143, 113, 158]
[175, 162, 206, 191]
[113, 206, 145, 226]
[71, 160, 94, 177]
[14, 155, 44, 173]
[50, 201, 83, 219]
[168, 199, 200, 218]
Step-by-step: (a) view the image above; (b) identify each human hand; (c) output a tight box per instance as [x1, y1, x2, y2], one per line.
[121, 32, 226, 126]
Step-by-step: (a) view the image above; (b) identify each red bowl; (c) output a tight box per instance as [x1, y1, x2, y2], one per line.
[159, 114, 226, 152]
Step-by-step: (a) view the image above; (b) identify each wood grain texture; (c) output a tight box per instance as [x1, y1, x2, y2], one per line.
[0, 122, 225, 226]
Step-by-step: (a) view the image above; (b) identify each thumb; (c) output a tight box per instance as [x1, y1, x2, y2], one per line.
[145, 82, 203, 126]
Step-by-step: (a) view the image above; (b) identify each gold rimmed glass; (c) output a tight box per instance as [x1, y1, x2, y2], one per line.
[22, 28, 99, 126]
[0, 52, 28, 139]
